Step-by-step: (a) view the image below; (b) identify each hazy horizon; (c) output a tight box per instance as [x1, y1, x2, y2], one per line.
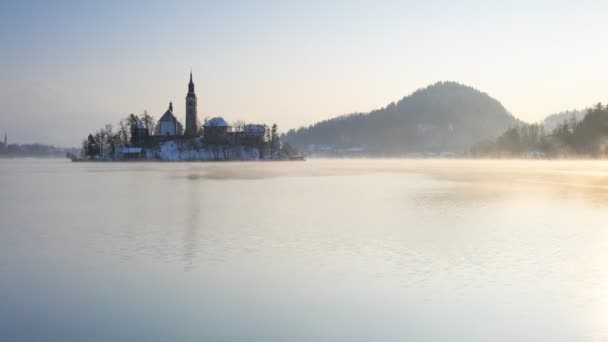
[2, 0, 608, 146]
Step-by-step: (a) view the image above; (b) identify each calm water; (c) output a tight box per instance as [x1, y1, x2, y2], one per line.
[1, 159, 608, 341]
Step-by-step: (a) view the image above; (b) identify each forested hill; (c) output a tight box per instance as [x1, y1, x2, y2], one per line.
[282, 81, 518, 154]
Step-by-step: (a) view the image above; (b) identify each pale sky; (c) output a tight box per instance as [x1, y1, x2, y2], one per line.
[1, 0, 608, 146]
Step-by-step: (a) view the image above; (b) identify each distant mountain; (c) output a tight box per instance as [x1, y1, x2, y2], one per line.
[543, 109, 586, 132]
[283, 81, 518, 154]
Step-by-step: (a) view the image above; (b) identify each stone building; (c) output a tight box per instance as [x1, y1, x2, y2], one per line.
[203, 117, 230, 143]
[240, 124, 266, 145]
[131, 123, 149, 144]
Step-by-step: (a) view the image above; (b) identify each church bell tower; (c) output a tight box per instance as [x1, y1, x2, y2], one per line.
[185, 71, 198, 136]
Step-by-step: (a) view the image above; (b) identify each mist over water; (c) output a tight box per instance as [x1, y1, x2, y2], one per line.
[1, 159, 608, 341]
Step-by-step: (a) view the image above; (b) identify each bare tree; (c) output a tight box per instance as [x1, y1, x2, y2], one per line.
[222, 144, 236, 160]
[232, 120, 246, 132]
[141, 110, 156, 136]
[103, 124, 118, 157]
[176, 139, 186, 160]
[212, 144, 221, 160]
[118, 119, 130, 146]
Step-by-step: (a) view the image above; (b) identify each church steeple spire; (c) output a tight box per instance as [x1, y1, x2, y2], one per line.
[188, 70, 195, 94]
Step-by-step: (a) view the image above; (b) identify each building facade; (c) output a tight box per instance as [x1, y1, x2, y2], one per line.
[158, 102, 182, 136]
[241, 124, 266, 146]
[131, 123, 148, 144]
[203, 117, 230, 143]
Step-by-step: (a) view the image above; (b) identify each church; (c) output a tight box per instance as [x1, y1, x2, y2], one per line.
[157, 71, 199, 136]
[90, 70, 279, 161]
[127, 70, 267, 150]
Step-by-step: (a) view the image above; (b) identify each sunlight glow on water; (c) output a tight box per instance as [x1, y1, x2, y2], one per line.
[1, 159, 608, 341]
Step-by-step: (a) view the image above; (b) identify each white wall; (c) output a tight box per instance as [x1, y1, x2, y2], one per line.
[159, 121, 176, 135]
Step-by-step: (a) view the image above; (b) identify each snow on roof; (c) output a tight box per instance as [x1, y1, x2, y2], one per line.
[137, 123, 146, 129]
[245, 124, 264, 128]
[203, 117, 229, 127]
[159, 109, 178, 123]
[244, 124, 266, 133]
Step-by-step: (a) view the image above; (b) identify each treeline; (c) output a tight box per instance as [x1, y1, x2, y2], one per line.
[82, 112, 155, 159]
[552, 103, 608, 155]
[0, 143, 80, 158]
[472, 103, 608, 157]
[543, 109, 586, 131]
[471, 124, 548, 156]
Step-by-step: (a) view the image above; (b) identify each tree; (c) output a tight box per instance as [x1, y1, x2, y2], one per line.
[81, 139, 89, 158]
[281, 142, 297, 157]
[566, 103, 608, 156]
[127, 113, 140, 143]
[222, 144, 234, 160]
[270, 123, 279, 159]
[212, 144, 221, 160]
[176, 139, 185, 160]
[141, 110, 156, 136]
[94, 130, 105, 158]
[233, 120, 246, 132]
[118, 119, 130, 146]
[86, 134, 98, 158]
[103, 124, 118, 157]
[261, 125, 271, 159]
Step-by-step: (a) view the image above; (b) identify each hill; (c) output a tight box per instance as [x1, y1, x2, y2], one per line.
[282, 81, 518, 155]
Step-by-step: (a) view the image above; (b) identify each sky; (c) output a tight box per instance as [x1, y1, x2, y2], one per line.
[1, 0, 608, 146]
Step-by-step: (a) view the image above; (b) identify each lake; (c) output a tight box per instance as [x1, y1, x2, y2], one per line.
[1, 159, 608, 341]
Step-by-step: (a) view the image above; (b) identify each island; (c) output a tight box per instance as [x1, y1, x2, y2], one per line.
[75, 72, 301, 161]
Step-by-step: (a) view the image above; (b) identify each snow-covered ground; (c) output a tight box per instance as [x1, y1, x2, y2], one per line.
[146, 140, 260, 161]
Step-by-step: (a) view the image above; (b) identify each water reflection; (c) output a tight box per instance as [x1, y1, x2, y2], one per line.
[182, 178, 202, 270]
[165, 159, 608, 203]
[2, 159, 608, 341]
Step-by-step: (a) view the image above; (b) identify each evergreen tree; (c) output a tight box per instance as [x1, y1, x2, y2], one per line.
[270, 123, 279, 159]
[86, 134, 97, 158]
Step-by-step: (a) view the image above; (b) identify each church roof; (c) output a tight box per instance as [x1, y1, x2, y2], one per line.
[158, 102, 178, 123]
[159, 109, 178, 123]
[203, 117, 229, 127]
